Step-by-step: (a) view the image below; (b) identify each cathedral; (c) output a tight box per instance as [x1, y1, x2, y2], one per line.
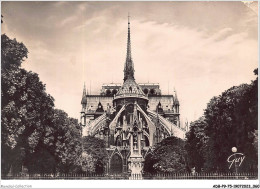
[80, 18, 187, 176]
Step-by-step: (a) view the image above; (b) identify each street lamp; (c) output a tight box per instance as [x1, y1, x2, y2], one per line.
[232, 147, 238, 179]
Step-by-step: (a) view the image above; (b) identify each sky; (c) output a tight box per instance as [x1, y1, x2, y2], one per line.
[1, 1, 258, 123]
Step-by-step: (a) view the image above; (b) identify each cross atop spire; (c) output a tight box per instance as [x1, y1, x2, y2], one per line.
[124, 14, 135, 82]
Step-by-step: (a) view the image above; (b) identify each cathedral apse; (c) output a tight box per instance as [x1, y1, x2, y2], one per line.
[80, 17, 187, 175]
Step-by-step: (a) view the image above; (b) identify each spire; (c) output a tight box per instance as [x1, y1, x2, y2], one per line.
[82, 82, 86, 97]
[174, 88, 179, 105]
[81, 83, 87, 105]
[124, 13, 135, 82]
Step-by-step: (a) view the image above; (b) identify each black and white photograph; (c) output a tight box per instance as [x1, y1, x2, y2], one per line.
[1, 1, 259, 188]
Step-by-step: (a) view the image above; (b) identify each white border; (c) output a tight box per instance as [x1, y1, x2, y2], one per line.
[0, 0, 259, 188]
[1, 179, 260, 189]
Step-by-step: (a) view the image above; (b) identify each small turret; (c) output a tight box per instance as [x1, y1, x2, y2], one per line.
[185, 119, 189, 131]
[80, 83, 87, 130]
[81, 83, 87, 109]
[173, 88, 180, 106]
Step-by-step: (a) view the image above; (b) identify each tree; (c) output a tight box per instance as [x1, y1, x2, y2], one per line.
[143, 152, 156, 174]
[1, 34, 55, 175]
[185, 117, 207, 173]
[1, 34, 82, 175]
[24, 148, 56, 174]
[144, 136, 188, 174]
[49, 109, 82, 173]
[1, 34, 28, 70]
[24, 109, 82, 174]
[202, 69, 258, 172]
[1, 62, 55, 175]
[82, 136, 108, 174]
[81, 152, 95, 173]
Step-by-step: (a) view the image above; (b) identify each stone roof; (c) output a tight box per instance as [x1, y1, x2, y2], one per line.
[115, 79, 148, 100]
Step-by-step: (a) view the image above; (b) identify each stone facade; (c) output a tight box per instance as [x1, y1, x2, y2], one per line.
[80, 19, 186, 175]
